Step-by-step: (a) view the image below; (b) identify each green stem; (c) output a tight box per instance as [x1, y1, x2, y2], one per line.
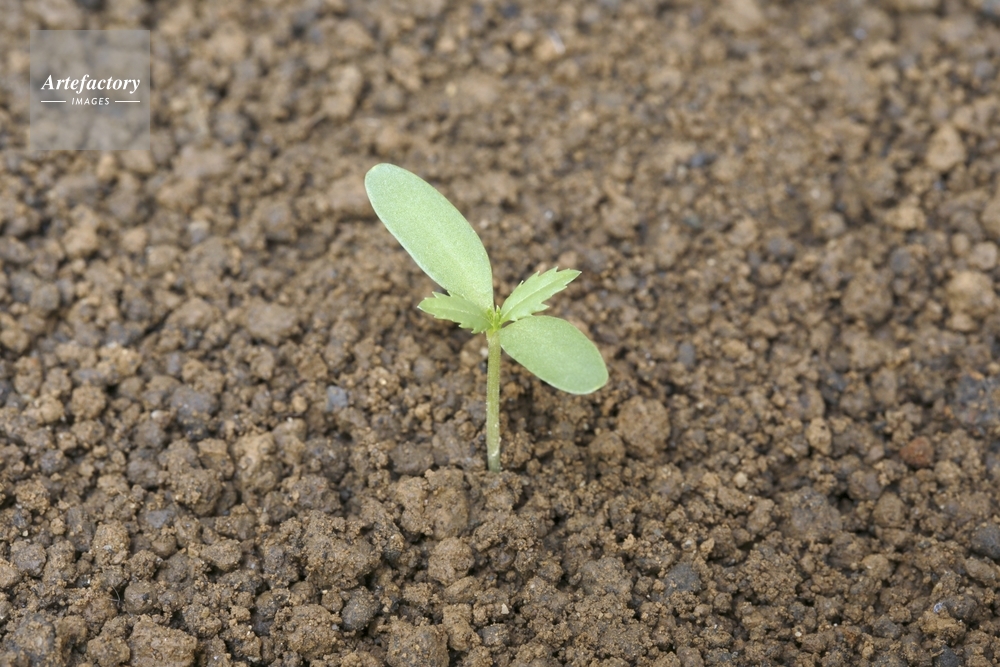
[486, 329, 501, 472]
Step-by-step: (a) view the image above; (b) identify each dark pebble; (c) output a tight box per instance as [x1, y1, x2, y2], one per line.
[663, 562, 701, 595]
[934, 647, 961, 667]
[325, 385, 349, 411]
[970, 523, 1000, 561]
[342, 587, 379, 631]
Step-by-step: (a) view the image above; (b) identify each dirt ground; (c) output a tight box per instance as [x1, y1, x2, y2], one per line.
[3, 0, 1000, 665]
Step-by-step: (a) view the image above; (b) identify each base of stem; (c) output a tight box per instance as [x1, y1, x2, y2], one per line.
[486, 329, 501, 472]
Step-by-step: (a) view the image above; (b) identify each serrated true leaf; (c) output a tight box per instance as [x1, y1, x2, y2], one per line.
[418, 293, 492, 334]
[499, 267, 581, 323]
[499, 316, 607, 394]
[365, 163, 494, 311]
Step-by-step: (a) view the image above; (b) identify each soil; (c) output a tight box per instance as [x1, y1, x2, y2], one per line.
[3, 0, 1000, 665]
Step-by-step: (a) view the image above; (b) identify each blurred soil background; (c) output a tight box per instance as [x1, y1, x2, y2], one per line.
[3, 0, 1000, 665]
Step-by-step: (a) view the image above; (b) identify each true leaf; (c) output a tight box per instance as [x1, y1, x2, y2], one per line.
[499, 316, 608, 394]
[365, 164, 494, 311]
[499, 267, 581, 324]
[419, 293, 492, 334]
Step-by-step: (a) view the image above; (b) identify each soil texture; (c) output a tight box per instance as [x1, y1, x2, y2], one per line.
[4, 0, 1000, 665]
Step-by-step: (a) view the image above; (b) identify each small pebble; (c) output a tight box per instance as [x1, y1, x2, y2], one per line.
[325, 385, 349, 412]
[969, 242, 998, 271]
[970, 523, 1000, 561]
[946, 271, 995, 318]
[884, 203, 925, 231]
[925, 124, 966, 172]
[899, 436, 934, 469]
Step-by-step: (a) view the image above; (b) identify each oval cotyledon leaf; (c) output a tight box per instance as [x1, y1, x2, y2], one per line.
[365, 163, 494, 312]
[499, 316, 608, 394]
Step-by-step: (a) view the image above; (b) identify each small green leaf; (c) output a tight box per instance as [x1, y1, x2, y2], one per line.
[499, 267, 581, 324]
[418, 293, 492, 334]
[499, 316, 607, 394]
[365, 163, 494, 311]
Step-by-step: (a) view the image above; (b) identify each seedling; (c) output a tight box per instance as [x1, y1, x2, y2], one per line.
[365, 163, 608, 472]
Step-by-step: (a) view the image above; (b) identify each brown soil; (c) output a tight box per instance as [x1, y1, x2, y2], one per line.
[3, 0, 1000, 665]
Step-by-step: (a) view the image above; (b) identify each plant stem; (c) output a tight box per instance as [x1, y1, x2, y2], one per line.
[486, 329, 501, 472]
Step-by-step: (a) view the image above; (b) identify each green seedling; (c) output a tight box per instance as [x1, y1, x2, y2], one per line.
[365, 163, 608, 472]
